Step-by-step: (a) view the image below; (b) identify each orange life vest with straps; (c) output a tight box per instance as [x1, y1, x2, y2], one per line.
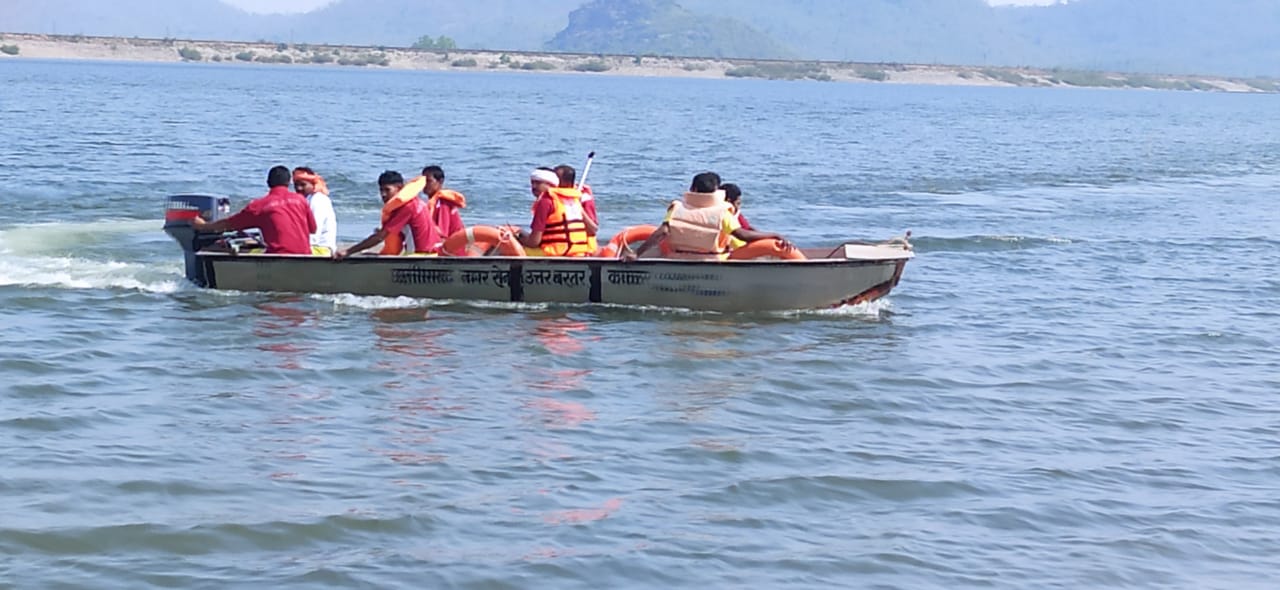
[540, 187, 594, 257]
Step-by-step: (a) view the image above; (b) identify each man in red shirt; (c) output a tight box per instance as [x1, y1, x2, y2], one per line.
[193, 166, 316, 254]
[335, 171, 441, 259]
[421, 165, 466, 242]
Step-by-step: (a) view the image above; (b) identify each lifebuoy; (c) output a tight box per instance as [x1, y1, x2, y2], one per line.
[442, 225, 527, 257]
[597, 225, 657, 257]
[728, 239, 807, 261]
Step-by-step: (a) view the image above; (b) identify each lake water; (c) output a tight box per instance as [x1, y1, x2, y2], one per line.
[2, 59, 1279, 589]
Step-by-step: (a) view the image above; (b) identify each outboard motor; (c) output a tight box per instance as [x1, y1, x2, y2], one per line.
[164, 194, 232, 287]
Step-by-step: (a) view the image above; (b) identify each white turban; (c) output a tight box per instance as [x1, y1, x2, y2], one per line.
[530, 169, 559, 185]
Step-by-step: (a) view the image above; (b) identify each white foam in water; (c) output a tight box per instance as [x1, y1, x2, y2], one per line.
[773, 298, 894, 319]
[313, 293, 435, 310]
[0, 255, 183, 294]
[0, 222, 183, 294]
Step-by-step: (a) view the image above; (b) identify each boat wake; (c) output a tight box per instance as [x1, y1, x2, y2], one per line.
[0, 221, 183, 294]
[910, 234, 1074, 254]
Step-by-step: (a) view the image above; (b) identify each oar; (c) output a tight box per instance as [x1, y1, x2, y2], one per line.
[575, 151, 595, 191]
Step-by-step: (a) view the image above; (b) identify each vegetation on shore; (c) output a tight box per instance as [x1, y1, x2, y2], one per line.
[3, 33, 1277, 94]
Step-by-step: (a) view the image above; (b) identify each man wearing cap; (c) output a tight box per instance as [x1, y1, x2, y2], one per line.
[292, 166, 338, 255]
[515, 167, 598, 257]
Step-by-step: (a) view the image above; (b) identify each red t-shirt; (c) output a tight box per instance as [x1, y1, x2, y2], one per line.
[530, 195, 555, 234]
[384, 197, 441, 253]
[737, 212, 753, 231]
[224, 186, 316, 254]
[433, 201, 465, 240]
[582, 185, 598, 223]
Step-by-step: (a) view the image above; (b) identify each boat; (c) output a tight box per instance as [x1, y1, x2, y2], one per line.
[164, 194, 913, 312]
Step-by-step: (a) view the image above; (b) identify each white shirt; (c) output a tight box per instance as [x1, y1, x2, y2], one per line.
[307, 191, 337, 251]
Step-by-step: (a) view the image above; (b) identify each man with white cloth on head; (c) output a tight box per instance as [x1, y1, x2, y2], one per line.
[514, 167, 598, 257]
[292, 166, 338, 255]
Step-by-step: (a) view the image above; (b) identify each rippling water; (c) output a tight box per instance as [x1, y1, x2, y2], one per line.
[2, 60, 1279, 588]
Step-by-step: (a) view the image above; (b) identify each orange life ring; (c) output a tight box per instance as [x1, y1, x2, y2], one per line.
[597, 225, 657, 257]
[728, 239, 807, 261]
[442, 225, 527, 257]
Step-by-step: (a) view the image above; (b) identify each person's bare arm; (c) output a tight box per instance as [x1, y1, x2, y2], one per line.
[731, 227, 795, 250]
[621, 223, 669, 262]
[191, 216, 235, 234]
[335, 229, 389, 260]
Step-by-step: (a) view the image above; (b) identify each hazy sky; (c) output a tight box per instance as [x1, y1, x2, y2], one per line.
[222, 0, 1059, 14]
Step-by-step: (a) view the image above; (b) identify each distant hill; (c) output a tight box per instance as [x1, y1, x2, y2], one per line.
[287, 0, 582, 48]
[545, 0, 792, 59]
[680, 0, 1004, 65]
[1004, 0, 1280, 76]
[1, 0, 1279, 76]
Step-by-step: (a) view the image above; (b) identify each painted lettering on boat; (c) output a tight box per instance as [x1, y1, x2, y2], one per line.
[391, 268, 455, 285]
[460, 270, 490, 285]
[606, 270, 649, 286]
[655, 272, 719, 282]
[654, 284, 726, 297]
[461, 268, 514, 288]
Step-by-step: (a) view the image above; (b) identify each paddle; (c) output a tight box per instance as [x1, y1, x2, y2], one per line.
[575, 151, 595, 191]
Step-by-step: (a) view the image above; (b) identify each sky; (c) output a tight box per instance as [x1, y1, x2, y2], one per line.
[221, 0, 1060, 15]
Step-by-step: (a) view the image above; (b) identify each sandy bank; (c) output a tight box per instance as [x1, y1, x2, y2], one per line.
[1, 32, 1275, 94]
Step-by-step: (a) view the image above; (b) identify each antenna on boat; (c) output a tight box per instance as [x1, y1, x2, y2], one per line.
[576, 151, 596, 191]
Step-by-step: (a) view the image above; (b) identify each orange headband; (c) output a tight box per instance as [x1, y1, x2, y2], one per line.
[292, 170, 329, 196]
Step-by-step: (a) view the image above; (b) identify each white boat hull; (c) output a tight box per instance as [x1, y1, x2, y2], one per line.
[196, 244, 911, 312]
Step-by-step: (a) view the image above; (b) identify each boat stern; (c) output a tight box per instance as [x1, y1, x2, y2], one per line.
[164, 194, 232, 287]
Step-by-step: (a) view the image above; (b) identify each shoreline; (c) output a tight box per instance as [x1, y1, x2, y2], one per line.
[2, 32, 1276, 93]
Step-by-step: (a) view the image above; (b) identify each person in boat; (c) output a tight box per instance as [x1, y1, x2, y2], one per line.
[421, 165, 466, 244]
[292, 167, 338, 255]
[333, 171, 441, 259]
[554, 164, 599, 253]
[720, 183, 753, 231]
[514, 167, 599, 257]
[192, 165, 316, 255]
[622, 172, 792, 261]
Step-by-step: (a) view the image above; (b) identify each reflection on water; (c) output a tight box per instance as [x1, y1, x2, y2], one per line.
[531, 313, 593, 356]
[254, 298, 315, 372]
[370, 308, 459, 467]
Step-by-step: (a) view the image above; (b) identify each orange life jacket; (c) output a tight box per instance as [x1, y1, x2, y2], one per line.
[380, 176, 428, 255]
[429, 188, 466, 210]
[666, 199, 734, 259]
[540, 187, 594, 257]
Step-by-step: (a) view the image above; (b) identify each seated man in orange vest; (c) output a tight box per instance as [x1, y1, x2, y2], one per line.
[334, 171, 441, 259]
[622, 172, 791, 261]
[421, 165, 466, 243]
[554, 164, 599, 253]
[514, 168, 598, 257]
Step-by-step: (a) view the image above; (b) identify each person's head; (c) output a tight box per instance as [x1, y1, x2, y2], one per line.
[378, 170, 405, 203]
[553, 165, 575, 188]
[531, 167, 558, 198]
[421, 165, 445, 195]
[267, 165, 292, 189]
[689, 171, 721, 194]
[721, 183, 742, 208]
[292, 166, 318, 196]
